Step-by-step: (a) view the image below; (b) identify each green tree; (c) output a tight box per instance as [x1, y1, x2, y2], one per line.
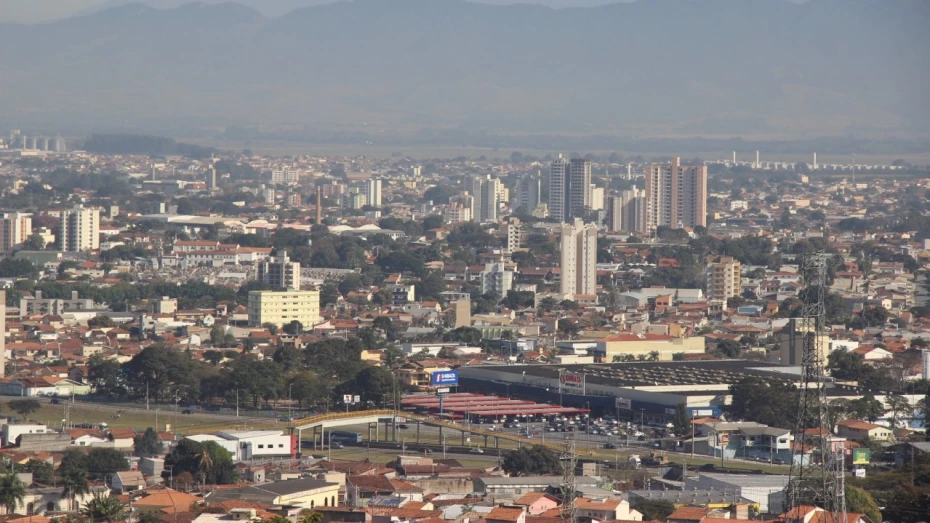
[373, 316, 400, 341]
[21, 232, 46, 251]
[715, 339, 741, 358]
[0, 258, 39, 278]
[0, 473, 26, 515]
[291, 371, 330, 410]
[849, 394, 885, 423]
[203, 349, 225, 366]
[59, 461, 91, 511]
[886, 394, 912, 428]
[121, 343, 201, 401]
[210, 324, 226, 346]
[133, 428, 165, 458]
[728, 377, 797, 428]
[19, 459, 55, 485]
[87, 353, 125, 396]
[501, 446, 561, 475]
[81, 491, 129, 523]
[165, 439, 238, 485]
[87, 448, 129, 477]
[340, 367, 394, 408]
[7, 398, 41, 419]
[443, 327, 482, 345]
[282, 320, 304, 335]
[860, 306, 891, 327]
[845, 484, 881, 523]
[671, 403, 691, 436]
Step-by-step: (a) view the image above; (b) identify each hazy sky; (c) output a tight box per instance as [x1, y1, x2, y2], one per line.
[0, 0, 629, 24]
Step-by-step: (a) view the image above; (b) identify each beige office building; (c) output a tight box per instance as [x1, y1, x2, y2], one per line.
[644, 157, 707, 232]
[248, 289, 320, 328]
[707, 256, 742, 302]
[560, 219, 598, 299]
[0, 212, 32, 253]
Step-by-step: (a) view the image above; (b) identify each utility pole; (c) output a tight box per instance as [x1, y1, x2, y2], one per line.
[288, 383, 294, 420]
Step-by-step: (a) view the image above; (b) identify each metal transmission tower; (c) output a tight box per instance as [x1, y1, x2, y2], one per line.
[787, 252, 847, 521]
[560, 437, 578, 522]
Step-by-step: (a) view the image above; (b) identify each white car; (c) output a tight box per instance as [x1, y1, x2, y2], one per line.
[470, 447, 484, 454]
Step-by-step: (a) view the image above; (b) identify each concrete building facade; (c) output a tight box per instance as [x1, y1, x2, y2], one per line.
[247, 289, 320, 328]
[644, 157, 707, 232]
[258, 252, 301, 290]
[707, 256, 742, 302]
[560, 219, 598, 299]
[59, 204, 100, 252]
[0, 212, 32, 253]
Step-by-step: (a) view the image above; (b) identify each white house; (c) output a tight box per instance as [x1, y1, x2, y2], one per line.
[2, 423, 49, 447]
[216, 430, 294, 460]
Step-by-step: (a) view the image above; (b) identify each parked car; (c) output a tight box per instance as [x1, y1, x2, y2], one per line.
[470, 447, 484, 454]
[397, 424, 409, 430]
[50, 398, 62, 405]
[604, 443, 617, 449]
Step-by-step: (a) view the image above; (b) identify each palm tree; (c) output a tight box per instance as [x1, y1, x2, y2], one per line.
[0, 473, 26, 515]
[60, 469, 90, 512]
[299, 511, 323, 523]
[197, 448, 214, 486]
[81, 491, 129, 523]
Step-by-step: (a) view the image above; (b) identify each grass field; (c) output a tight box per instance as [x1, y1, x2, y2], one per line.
[24, 402, 280, 435]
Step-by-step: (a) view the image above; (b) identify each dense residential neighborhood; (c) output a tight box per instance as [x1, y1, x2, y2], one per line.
[0, 134, 928, 522]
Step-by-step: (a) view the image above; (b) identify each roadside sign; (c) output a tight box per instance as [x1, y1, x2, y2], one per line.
[437, 387, 451, 394]
[354, 395, 361, 403]
[343, 394, 352, 403]
[851, 448, 870, 465]
[560, 372, 585, 393]
[431, 370, 459, 386]
[615, 397, 632, 410]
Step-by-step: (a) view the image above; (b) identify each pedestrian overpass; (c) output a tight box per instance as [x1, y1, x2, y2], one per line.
[287, 409, 575, 452]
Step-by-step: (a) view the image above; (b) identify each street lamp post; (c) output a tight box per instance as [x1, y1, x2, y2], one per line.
[288, 383, 294, 420]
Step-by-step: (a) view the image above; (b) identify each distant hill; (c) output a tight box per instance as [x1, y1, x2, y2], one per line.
[0, 0, 927, 138]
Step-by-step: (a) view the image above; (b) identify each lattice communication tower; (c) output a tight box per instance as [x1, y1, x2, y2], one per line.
[786, 252, 847, 521]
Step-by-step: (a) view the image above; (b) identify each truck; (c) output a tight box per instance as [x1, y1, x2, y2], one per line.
[642, 451, 668, 466]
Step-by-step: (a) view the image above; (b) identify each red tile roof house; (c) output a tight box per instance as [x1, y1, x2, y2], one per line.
[512, 493, 560, 516]
[486, 506, 527, 523]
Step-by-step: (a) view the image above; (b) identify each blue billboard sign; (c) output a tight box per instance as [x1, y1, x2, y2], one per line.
[431, 370, 459, 386]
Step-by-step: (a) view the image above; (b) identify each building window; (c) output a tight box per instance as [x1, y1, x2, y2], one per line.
[258, 444, 264, 449]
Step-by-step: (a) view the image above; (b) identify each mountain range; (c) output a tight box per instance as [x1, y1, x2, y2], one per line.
[0, 0, 927, 139]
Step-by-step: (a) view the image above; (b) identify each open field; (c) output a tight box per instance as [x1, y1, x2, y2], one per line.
[11, 399, 280, 435]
